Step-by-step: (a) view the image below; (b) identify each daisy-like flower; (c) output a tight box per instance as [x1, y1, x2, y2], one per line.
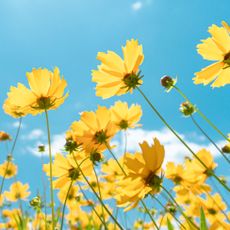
[4, 181, 30, 202]
[110, 101, 142, 130]
[92, 39, 144, 99]
[0, 161, 17, 179]
[3, 67, 68, 117]
[70, 106, 118, 154]
[0, 131, 11, 141]
[43, 151, 93, 189]
[193, 21, 230, 87]
[116, 138, 165, 211]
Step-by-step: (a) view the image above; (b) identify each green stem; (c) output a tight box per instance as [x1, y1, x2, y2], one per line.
[160, 185, 198, 229]
[0, 117, 22, 196]
[72, 153, 123, 229]
[60, 180, 73, 230]
[150, 194, 186, 229]
[77, 182, 108, 229]
[140, 200, 160, 230]
[44, 110, 55, 229]
[92, 165, 106, 226]
[173, 85, 229, 142]
[190, 115, 230, 164]
[137, 87, 230, 192]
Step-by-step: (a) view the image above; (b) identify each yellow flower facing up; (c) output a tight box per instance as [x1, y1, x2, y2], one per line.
[92, 39, 144, 99]
[116, 138, 165, 211]
[43, 151, 93, 189]
[70, 106, 118, 154]
[193, 22, 230, 87]
[0, 131, 11, 141]
[110, 101, 142, 130]
[0, 161, 17, 179]
[3, 67, 68, 118]
[4, 181, 30, 202]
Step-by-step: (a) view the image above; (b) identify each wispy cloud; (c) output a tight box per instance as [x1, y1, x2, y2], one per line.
[21, 129, 44, 141]
[12, 121, 26, 129]
[131, 1, 143, 11]
[27, 133, 66, 157]
[111, 128, 225, 166]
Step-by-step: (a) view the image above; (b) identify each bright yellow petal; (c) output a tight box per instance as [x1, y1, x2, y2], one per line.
[193, 62, 224, 85]
[211, 67, 230, 87]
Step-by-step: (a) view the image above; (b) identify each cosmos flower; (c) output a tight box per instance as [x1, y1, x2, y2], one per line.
[0, 161, 18, 179]
[110, 101, 142, 130]
[69, 106, 118, 154]
[43, 151, 93, 189]
[193, 22, 230, 87]
[92, 39, 144, 99]
[116, 138, 165, 211]
[3, 67, 68, 117]
[4, 181, 30, 202]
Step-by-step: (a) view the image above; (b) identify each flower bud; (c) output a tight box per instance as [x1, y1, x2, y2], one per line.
[38, 145, 45, 152]
[179, 101, 196, 117]
[222, 144, 230, 153]
[160, 75, 177, 92]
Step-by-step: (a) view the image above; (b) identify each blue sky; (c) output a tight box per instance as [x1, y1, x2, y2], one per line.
[0, 0, 229, 224]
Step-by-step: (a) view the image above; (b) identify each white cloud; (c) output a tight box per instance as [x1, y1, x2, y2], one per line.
[112, 128, 225, 167]
[131, 1, 143, 11]
[27, 133, 66, 157]
[12, 121, 26, 129]
[21, 129, 44, 141]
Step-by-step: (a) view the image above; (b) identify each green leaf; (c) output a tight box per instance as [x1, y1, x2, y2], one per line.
[167, 218, 174, 230]
[200, 207, 208, 230]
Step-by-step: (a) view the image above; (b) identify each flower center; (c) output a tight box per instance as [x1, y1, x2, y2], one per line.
[94, 130, 108, 144]
[223, 51, 230, 66]
[35, 97, 54, 110]
[123, 71, 143, 91]
[145, 173, 162, 191]
[208, 208, 217, 215]
[68, 168, 80, 180]
[119, 120, 129, 129]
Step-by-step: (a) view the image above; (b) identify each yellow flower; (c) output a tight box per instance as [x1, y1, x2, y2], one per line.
[92, 39, 144, 99]
[1, 209, 22, 229]
[193, 22, 230, 87]
[4, 181, 30, 202]
[43, 151, 93, 189]
[110, 101, 142, 130]
[0, 161, 17, 179]
[116, 138, 164, 211]
[222, 21, 230, 33]
[0, 131, 11, 141]
[3, 67, 68, 117]
[70, 106, 118, 154]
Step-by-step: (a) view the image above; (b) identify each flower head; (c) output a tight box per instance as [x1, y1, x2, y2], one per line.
[0, 131, 11, 141]
[110, 101, 142, 130]
[0, 161, 17, 179]
[4, 181, 30, 202]
[92, 39, 144, 99]
[116, 138, 165, 211]
[3, 67, 68, 117]
[193, 22, 230, 87]
[69, 106, 118, 154]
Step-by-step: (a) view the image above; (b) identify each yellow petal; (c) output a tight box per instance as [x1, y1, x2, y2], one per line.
[211, 67, 230, 87]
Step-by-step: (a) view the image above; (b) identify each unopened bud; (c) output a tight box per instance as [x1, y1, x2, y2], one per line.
[160, 75, 177, 92]
[179, 101, 196, 117]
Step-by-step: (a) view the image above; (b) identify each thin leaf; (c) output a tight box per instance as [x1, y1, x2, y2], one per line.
[200, 207, 208, 230]
[167, 218, 174, 230]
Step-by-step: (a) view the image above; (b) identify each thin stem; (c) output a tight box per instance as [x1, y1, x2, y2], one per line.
[92, 165, 106, 226]
[150, 194, 186, 229]
[160, 185, 198, 229]
[140, 200, 160, 230]
[173, 85, 229, 142]
[72, 153, 124, 229]
[44, 110, 55, 229]
[137, 87, 230, 192]
[190, 115, 230, 164]
[0, 117, 22, 196]
[77, 182, 108, 229]
[60, 180, 73, 230]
